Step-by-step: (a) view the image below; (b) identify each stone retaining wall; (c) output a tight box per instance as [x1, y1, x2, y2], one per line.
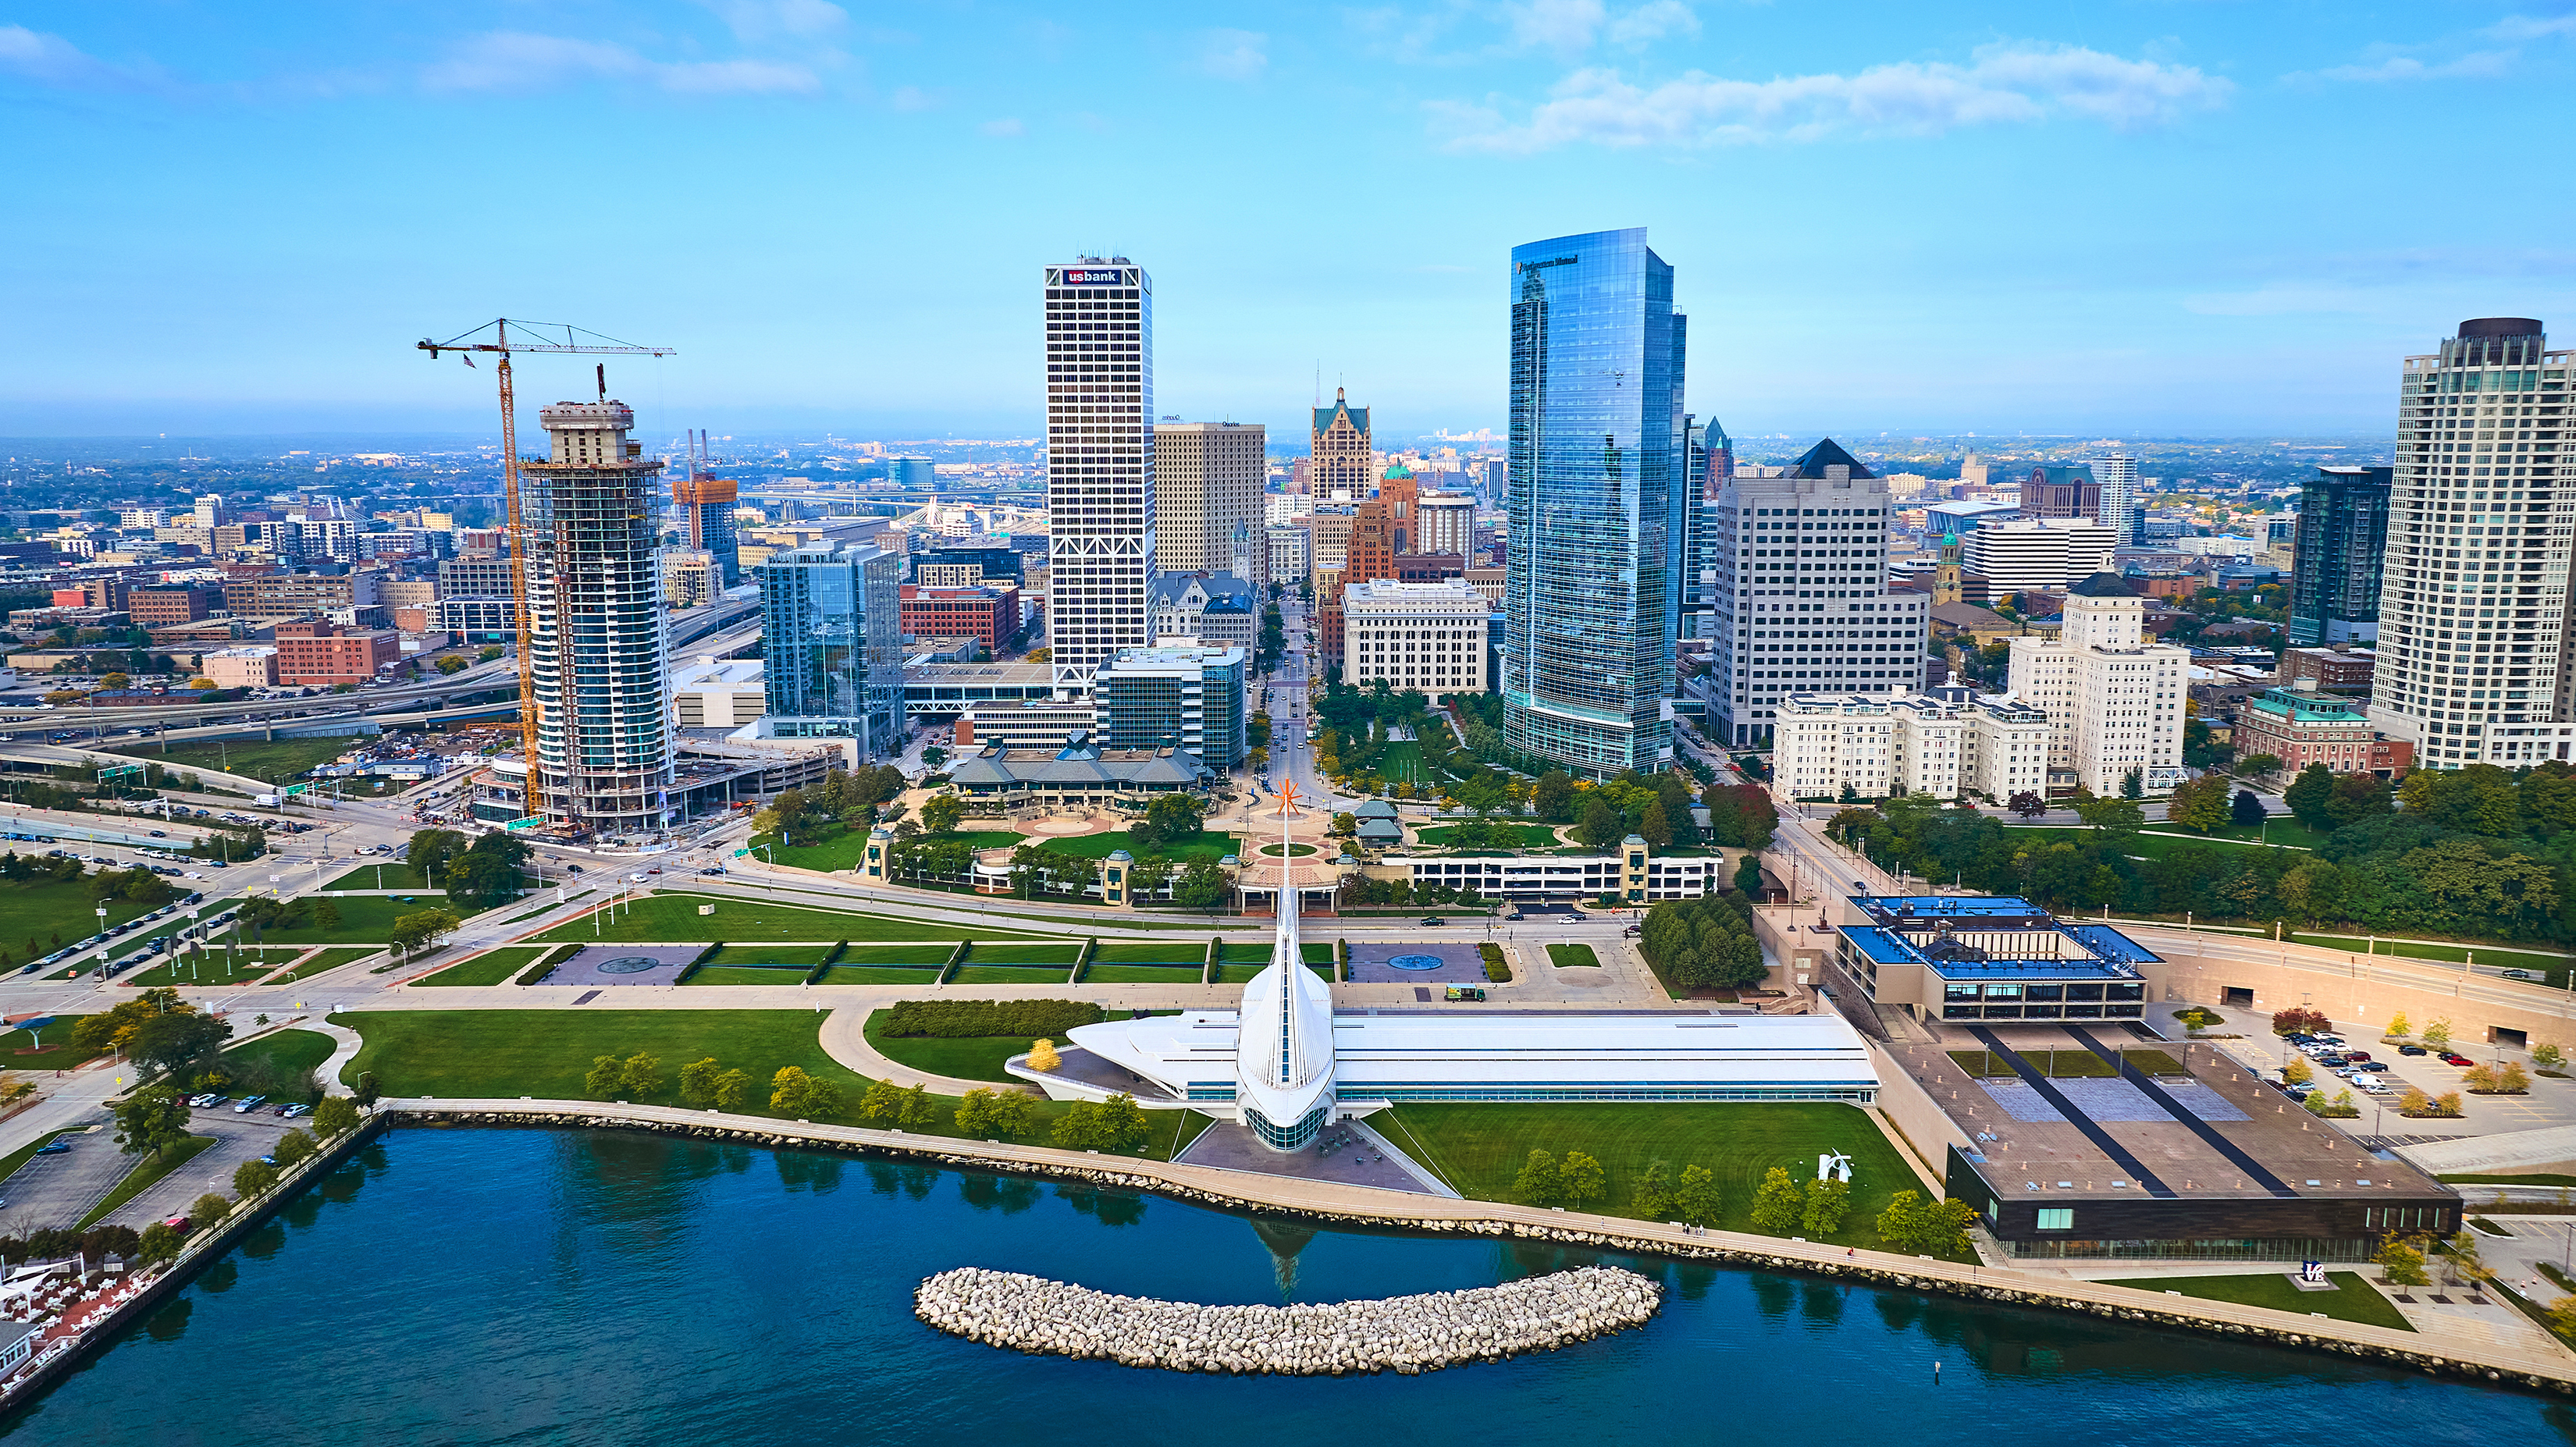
[386, 1103, 2576, 1397]
[915, 1264, 1658, 1375]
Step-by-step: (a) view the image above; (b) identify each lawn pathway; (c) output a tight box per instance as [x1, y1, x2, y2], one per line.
[817, 1007, 1030, 1097]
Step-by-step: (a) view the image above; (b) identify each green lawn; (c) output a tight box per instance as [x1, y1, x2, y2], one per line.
[1041, 831, 1238, 863]
[121, 948, 302, 987]
[1548, 943, 1602, 968]
[1384, 1102, 1945, 1253]
[966, 942, 1083, 965]
[322, 862, 427, 891]
[2442, 1173, 2576, 1187]
[104, 915, 213, 962]
[704, 944, 840, 967]
[1091, 941, 1208, 965]
[2290, 933, 2570, 979]
[247, 895, 486, 945]
[841, 946, 959, 965]
[262, 945, 386, 983]
[147, 736, 354, 784]
[327, 1009, 1185, 1157]
[414, 946, 545, 987]
[750, 827, 1026, 873]
[0, 1016, 101, 1071]
[222, 1028, 337, 1093]
[951, 965, 1073, 984]
[1216, 942, 1276, 962]
[0, 877, 166, 962]
[684, 965, 815, 987]
[530, 894, 1034, 944]
[863, 1013, 1030, 1083]
[817, 966, 947, 985]
[2005, 826, 2314, 862]
[80, 1135, 219, 1228]
[2097, 1271, 2411, 1331]
[1088, 964, 1209, 983]
[1416, 822, 1560, 848]
[1379, 741, 1424, 783]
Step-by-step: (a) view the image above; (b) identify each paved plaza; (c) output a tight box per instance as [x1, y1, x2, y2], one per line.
[1345, 942, 1488, 987]
[539, 944, 696, 988]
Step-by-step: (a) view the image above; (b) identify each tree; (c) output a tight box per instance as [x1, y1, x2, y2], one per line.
[2325, 773, 2392, 827]
[1802, 1177, 1852, 1236]
[2008, 791, 2047, 819]
[1639, 801, 1673, 851]
[1733, 851, 1763, 896]
[444, 830, 530, 908]
[190, 1192, 233, 1227]
[2231, 788, 2267, 827]
[137, 1222, 182, 1264]
[2535, 1042, 2566, 1072]
[804, 1076, 844, 1118]
[2375, 1235, 2429, 1287]
[2421, 1017, 2453, 1051]
[233, 1157, 280, 1196]
[407, 828, 468, 890]
[2282, 1054, 2313, 1086]
[435, 654, 468, 675]
[1751, 1166, 1803, 1234]
[1559, 1150, 1606, 1209]
[114, 1086, 191, 1161]
[1026, 1039, 1062, 1072]
[1877, 1192, 1976, 1255]
[1632, 1161, 1673, 1220]
[2499, 1061, 2532, 1093]
[2398, 1084, 2432, 1116]
[583, 1054, 624, 1097]
[770, 1065, 817, 1115]
[1532, 770, 1576, 823]
[898, 1084, 937, 1130]
[1574, 795, 1624, 851]
[2283, 763, 2336, 831]
[2446, 1230, 2496, 1290]
[1171, 859, 1230, 915]
[920, 794, 966, 834]
[2239, 752, 2282, 782]
[714, 1069, 753, 1111]
[2164, 775, 2231, 833]
[274, 1129, 316, 1167]
[2120, 768, 2144, 800]
[390, 908, 462, 957]
[1514, 1148, 1561, 1204]
[353, 1072, 380, 1108]
[2271, 1007, 2329, 1036]
[1673, 1164, 1721, 1227]
[985, 1091, 1040, 1141]
[2386, 1011, 2412, 1041]
[619, 1051, 663, 1099]
[312, 1096, 359, 1136]
[859, 1078, 905, 1123]
[1876, 1189, 1927, 1251]
[127, 1011, 231, 1079]
[2074, 795, 2144, 836]
[680, 1057, 722, 1107]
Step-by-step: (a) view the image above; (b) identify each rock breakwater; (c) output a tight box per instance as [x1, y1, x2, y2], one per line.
[913, 1264, 1660, 1375]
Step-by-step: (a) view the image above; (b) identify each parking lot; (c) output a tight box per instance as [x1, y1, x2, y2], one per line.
[2210, 1016, 2576, 1139]
[0, 1103, 307, 1235]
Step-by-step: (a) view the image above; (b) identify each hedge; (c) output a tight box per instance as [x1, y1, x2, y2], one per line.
[875, 999, 1106, 1039]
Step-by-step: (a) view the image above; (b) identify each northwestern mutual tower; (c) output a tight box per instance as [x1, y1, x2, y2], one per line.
[1501, 228, 1685, 777]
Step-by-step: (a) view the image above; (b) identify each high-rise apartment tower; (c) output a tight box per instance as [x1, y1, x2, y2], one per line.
[2094, 454, 2140, 546]
[2371, 318, 2573, 768]
[2289, 465, 2392, 645]
[521, 400, 674, 837]
[1501, 227, 1685, 777]
[1044, 258, 1155, 695]
[1155, 421, 1266, 587]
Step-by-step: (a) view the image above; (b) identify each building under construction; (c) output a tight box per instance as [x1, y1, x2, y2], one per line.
[675, 428, 742, 584]
[523, 399, 675, 837]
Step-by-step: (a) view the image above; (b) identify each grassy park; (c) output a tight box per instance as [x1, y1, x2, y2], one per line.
[818, 965, 948, 984]
[120, 947, 302, 987]
[703, 944, 840, 967]
[755, 828, 1025, 873]
[145, 736, 353, 784]
[1384, 1102, 1943, 1252]
[322, 862, 429, 891]
[415, 946, 546, 987]
[1043, 830, 1238, 864]
[2096, 1271, 2411, 1331]
[262, 945, 384, 983]
[0, 878, 165, 963]
[221, 1028, 337, 1100]
[685, 965, 815, 986]
[531, 894, 1030, 945]
[1414, 822, 1560, 849]
[863, 1012, 1030, 1083]
[1547, 944, 1601, 968]
[0, 1015, 101, 1071]
[244, 895, 486, 945]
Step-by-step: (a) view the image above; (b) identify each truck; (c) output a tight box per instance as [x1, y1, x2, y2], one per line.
[1443, 986, 1486, 1002]
[253, 794, 281, 806]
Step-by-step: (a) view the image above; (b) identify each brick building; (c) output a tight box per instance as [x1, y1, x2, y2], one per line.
[223, 572, 356, 620]
[2281, 644, 2375, 697]
[272, 619, 398, 686]
[128, 585, 222, 628]
[2234, 679, 2413, 777]
[898, 583, 1022, 655]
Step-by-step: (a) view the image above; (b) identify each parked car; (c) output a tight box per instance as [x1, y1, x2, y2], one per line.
[2443, 1053, 2475, 1067]
[2343, 1051, 2372, 1062]
[34, 1141, 69, 1156]
[2398, 1044, 2430, 1055]
[279, 1104, 311, 1119]
[2354, 1061, 2392, 1072]
[234, 1096, 266, 1113]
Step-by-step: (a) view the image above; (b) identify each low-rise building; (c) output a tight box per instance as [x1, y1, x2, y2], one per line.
[2235, 679, 2414, 777]
[955, 699, 1101, 752]
[1775, 689, 2053, 802]
[946, 732, 1204, 809]
[271, 619, 397, 685]
[201, 645, 279, 689]
[670, 656, 767, 730]
[2282, 643, 2375, 697]
[1265, 525, 1310, 586]
[128, 585, 221, 628]
[432, 597, 514, 642]
[1093, 643, 1246, 769]
[899, 582, 1023, 655]
[1146, 571, 1255, 649]
[663, 549, 721, 610]
[1962, 518, 2119, 593]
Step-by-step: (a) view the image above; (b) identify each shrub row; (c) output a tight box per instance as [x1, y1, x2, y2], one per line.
[876, 998, 1105, 1040]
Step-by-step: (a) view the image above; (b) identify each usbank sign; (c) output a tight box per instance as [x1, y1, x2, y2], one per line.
[1061, 268, 1126, 286]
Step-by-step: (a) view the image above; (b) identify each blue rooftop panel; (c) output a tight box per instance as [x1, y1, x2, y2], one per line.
[1845, 926, 1916, 965]
[1856, 894, 2044, 918]
[2067, 924, 2162, 966]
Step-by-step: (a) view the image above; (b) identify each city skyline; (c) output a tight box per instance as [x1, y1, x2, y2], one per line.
[6, 2, 2574, 437]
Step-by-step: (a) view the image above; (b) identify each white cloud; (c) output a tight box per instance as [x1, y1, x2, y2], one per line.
[2316, 49, 2516, 82]
[980, 116, 1025, 137]
[2488, 13, 2576, 41]
[1197, 28, 1268, 81]
[889, 84, 937, 111]
[703, 0, 849, 41]
[422, 31, 821, 94]
[1604, 0, 1697, 47]
[1506, 0, 1606, 52]
[1436, 41, 2231, 152]
[0, 23, 158, 89]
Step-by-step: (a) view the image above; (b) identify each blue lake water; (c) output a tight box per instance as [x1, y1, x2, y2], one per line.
[2, 1127, 2569, 1445]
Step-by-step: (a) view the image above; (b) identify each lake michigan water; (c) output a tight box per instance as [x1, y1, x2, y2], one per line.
[2, 1128, 2569, 1445]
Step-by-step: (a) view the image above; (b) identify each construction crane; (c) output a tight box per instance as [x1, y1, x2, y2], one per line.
[418, 320, 675, 823]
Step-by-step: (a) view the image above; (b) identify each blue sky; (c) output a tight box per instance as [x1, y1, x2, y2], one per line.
[3, 1, 2572, 440]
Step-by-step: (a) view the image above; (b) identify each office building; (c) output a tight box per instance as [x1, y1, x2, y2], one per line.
[2022, 465, 2100, 521]
[1146, 571, 1255, 649]
[272, 618, 399, 686]
[1962, 518, 2119, 594]
[1500, 227, 1685, 777]
[1415, 491, 1476, 560]
[1704, 439, 1929, 748]
[2236, 679, 2414, 777]
[1342, 578, 1491, 702]
[2371, 318, 2573, 768]
[887, 457, 937, 490]
[1092, 644, 1246, 769]
[2006, 573, 2188, 795]
[1265, 525, 1311, 586]
[900, 581, 1023, 655]
[439, 555, 513, 598]
[521, 399, 675, 837]
[955, 699, 1101, 751]
[663, 549, 720, 610]
[1044, 257, 1154, 695]
[914, 544, 1027, 588]
[670, 658, 769, 731]
[1774, 689, 2049, 802]
[2282, 643, 2376, 696]
[1311, 388, 1372, 498]
[760, 539, 904, 750]
[1155, 421, 1266, 587]
[129, 585, 221, 628]
[2289, 465, 2392, 645]
[221, 572, 355, 620]
[432, 597, 514, 642]
[1683, 415, 1735, 641]
[2093, 455, 2140, 545]
[201, 645, 278, 690]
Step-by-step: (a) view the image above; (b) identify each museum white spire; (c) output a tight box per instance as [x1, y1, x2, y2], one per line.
[1233, 780, 1336, 1150]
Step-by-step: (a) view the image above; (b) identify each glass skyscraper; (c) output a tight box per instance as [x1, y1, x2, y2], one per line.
[2288, 465, 2391, 645]
[759, 540, 902, 752]
[1500, 228, 1685, 777]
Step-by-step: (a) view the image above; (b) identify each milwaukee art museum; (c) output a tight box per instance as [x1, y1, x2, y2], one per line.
[1009, 813, 1877, 1150]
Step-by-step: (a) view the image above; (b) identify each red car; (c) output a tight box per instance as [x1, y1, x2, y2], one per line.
[2343, 1051, 2372, 1063]
[2443, 1054, 2475, 1067]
